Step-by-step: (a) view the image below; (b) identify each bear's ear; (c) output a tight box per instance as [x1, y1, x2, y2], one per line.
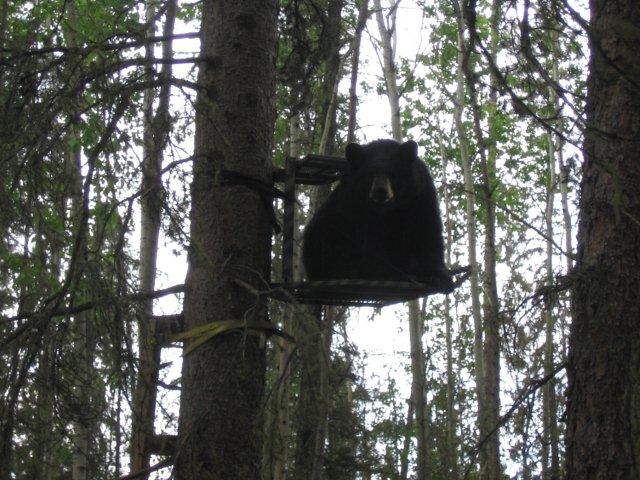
[399, 140, 419, 160]
[345, 143, 366, 169]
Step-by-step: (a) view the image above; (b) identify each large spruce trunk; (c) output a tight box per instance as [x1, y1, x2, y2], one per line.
[174, 1, 276, 478]
[565, 0, 640, 477]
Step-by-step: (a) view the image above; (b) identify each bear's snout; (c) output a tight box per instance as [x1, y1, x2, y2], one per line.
[369, 174, 394, 204]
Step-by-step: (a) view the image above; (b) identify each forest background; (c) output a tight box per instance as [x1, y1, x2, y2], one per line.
[1, 0, 637, 479]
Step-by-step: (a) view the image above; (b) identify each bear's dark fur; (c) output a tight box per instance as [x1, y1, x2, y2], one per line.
[302, 139, 451, 286]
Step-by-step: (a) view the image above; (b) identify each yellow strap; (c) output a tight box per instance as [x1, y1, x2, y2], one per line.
[172, 320, 294, 356]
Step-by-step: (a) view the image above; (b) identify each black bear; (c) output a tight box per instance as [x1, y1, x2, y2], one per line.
[302, 139, 451, 287]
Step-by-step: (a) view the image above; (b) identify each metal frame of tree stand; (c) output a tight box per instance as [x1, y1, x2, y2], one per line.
[271, 154, 470, 307]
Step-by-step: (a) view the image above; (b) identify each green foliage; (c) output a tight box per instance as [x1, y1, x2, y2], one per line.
[0, 0, 587, 477]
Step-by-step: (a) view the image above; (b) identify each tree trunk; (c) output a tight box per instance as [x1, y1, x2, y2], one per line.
[459, 0, 502, 475]
[69, 121, 92, 480]
[0, 8, 8, 471]
[291, 305, 329, 480]
[291, 136, 337, 480]
[439, 128, 459, 479]
[264, 115, 301, 480]
[291, 4, 343, 479]
[3, 233, 54, 479]
[32, 335, 55, 480]
[69, 154, 92, 480]
[399, 400, 414, 480]
[174, 1, 276, 478]
[130, 1, 176, 476]
[478, 2, 501, 476]
[542, 28, 560, 480]
[452, 3, 484, 474]
[373, 0, 401, 140]
[565, 0, 640, 478]
[559, 149, 573, 273]
[409, 301, 429, 480]
[63, 3, 95, 477]
[556, 33, 573, 365]
[347, 0, 370, 144]
[374, 3, 430, 478]
[317, 0, 344, 154]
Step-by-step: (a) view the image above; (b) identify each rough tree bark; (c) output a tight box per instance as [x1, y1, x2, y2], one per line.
[565, 0, 640, 478]
[129, 1, 175, 476]
[174, 1, 276, 478]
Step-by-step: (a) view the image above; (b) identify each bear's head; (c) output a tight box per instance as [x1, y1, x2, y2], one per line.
[344, 139, 424, 213]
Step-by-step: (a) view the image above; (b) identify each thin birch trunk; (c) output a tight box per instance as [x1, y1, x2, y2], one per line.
[33, 333, 55, 480]
[409, 300, 429, 480]
[458, 0, 503, 474]
[266, 115, 301, 480]
[559, 153, 573, 273]
[374, 2, 429, 477]
[452, 3, 484, 473]
[69, 121, 91, 480]
[477, 2, 502, 476]
[555, 29, 573, 366]
[373, 0, 401, 140]
[129, 1, 176, 476]
[399, 400, 414, 480]
[63, 3, 93, 477]
[262, 116, 301, 480]
[542, 27, 560, 480]
[438, 128, 459, 480]
[558, 120, 572, 364]
[347, 0, 370, 144]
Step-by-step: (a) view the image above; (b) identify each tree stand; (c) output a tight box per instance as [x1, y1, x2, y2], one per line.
[272, 154, 470, 307]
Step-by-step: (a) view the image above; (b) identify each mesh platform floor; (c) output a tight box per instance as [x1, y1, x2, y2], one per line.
[270, 268, 470, 307]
